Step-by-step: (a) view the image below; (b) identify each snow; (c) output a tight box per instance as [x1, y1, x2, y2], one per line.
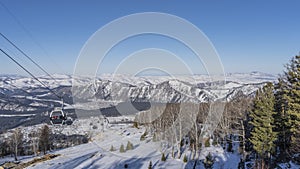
[0, 114, 36, 117]
[1, 118, 299, 169]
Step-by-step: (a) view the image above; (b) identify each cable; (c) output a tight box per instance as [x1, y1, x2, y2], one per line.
[0, 2, 64, 73]
[0, 48, 62, 100]
[0, 33, 58, 82]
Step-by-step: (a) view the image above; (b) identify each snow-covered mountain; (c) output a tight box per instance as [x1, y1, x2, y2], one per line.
[0, 72, 276, 113]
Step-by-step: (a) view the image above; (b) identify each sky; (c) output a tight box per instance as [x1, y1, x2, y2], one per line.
[0, 0, 300, 76]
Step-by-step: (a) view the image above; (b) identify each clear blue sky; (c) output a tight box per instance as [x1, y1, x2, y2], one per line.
[0, 0, 299, 75]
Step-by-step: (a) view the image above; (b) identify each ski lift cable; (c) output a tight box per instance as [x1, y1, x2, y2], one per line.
[0, 33, 58, 83]
[0, 48, 62, 100]
[0, 2, 65, 73]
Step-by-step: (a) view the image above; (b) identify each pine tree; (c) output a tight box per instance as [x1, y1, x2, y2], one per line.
[203, 152, 214, 169]
[161, 153, 166, 161]
[205, 138, 210, 147]
[183, 154, 188, 163]
[148, 161, 152, 169]
[119, 144, 125, 153]
[110, 145, 115, 151]
[126, 141, 133, 150]
[249, 82, 277, 168]
[276, 55, 300, 162]
[274, 78, 290, 160]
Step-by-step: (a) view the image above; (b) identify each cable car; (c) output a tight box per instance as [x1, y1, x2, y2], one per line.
[50, 108, 67, 125]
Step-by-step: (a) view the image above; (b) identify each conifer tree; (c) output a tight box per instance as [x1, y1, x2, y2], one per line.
[119, 144, 125, 153]
[277, 55, 300, 161]
[249, 82, 277, 168]
[161, 152, 166, 161]
[126, 141, 133, 150]
[148, 161, 152, 169]
[274, 78, 290, 160]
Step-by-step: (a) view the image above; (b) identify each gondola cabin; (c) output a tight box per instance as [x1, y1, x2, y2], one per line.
[50, 108, 66, 125]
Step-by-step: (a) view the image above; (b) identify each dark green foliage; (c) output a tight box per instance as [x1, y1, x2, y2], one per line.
[183, 154, 188, 163]
[212, 139, 218, 146]
[274, 55, 300, 162]
[249, 83, 277, 162]
[110, 145, 115, 151]
[227, 140, 233, 153]
[119, 144, 125, 153]
[203, 152, 214, 169]
[126, 141, 133, 150]
[140, 131, 148, 141]
[238, 158, 245, 169]
[205, 138, 210, 147]
[133, 121, 138, 128]
[161, 153, 166, 161]
[148, 161, 152, 169]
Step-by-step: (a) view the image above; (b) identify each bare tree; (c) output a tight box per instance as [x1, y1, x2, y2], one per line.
[10, 128, 23, 161]
[39, 125, 51, 155]
[29, 130, 39, 156]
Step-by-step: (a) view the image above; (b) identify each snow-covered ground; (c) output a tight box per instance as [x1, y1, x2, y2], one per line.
[1, 120, 299, 169]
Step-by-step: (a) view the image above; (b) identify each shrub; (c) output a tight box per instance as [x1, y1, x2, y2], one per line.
[212, 139, 218, 146]
[227, 140, 233, 152]
[133, 122, 138, 128]
[203, 152, 214, 169]
[161, 153, 166, 161]
[183, 154, 188, 163]
[110, 145, 115, 151]
[126, 141, 133, 150]
[119, 144, 125, 153]
[205, 139, 210, 147]
[180, 140, 184, 147]
[140, 131, 148, 141]
[148, 161, 152, 169]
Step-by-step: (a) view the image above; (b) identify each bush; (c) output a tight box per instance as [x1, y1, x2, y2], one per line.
[133, 122, 138, 128]
[212, 139, 218, 146]
[140, 131, 148, 141]
[203, 152, 214, 169]
[227, 140, 233, 152]
[110, 145, 115, 151]
[205, 139, 210, 147]
[119, 144, 125, 153]
[180, 139, 184, 147]
[183, 154, 188, 163]
[161, 153, 166, 161]
[148, 161, 152, 169]
[126, 141, 133, 150]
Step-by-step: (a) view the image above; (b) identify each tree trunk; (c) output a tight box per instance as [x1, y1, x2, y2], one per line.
[240, 119, 246, 161]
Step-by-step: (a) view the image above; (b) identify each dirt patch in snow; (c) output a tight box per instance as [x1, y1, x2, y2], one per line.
[1, 154, 60, 169]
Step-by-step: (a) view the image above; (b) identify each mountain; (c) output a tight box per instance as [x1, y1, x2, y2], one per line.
[0, 72, 276, 113]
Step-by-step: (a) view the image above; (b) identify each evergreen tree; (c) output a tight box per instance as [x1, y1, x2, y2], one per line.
[205, 138, 210, 147]
[274, 78, 290, 160]
[183, 154, 188, 163]
[203, 152, 214, 169]
[119, 144, 125, 153]
[249, 83, 277, 168]
[161, 153, 166, 161]
[276, 55, 300, 162]
[110, 145, 115, 151]
[126, 141, 133, 150]
[148, 161, 152, 169]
